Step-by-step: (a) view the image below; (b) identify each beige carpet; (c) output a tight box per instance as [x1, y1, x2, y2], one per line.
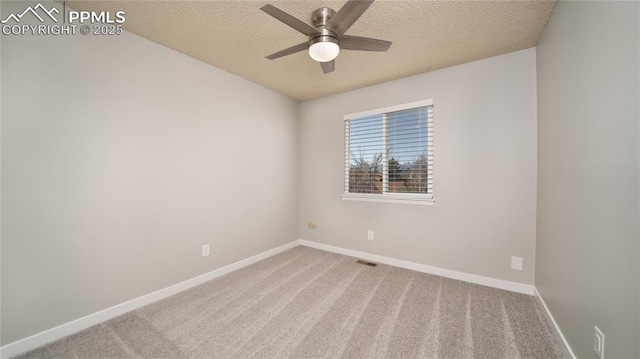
[17, 246, 564, 359]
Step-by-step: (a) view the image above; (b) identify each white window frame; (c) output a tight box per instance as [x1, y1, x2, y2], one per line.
[342, 99, 434, 206]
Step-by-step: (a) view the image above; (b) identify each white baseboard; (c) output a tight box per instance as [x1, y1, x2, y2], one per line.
[0, 240, 299, 359]
[298, 239, 534, 295]
[533, 288, 576, 359]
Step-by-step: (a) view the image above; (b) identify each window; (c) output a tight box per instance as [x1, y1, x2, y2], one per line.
[343, 99, 434, 205]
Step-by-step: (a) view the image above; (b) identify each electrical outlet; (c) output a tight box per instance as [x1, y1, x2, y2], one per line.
[594, 326, 604, 358]
[307, 221, 317, 229]
[367, 230, 374, 240]
[202, 244, 210, 257]
[510, 256, 523, 271]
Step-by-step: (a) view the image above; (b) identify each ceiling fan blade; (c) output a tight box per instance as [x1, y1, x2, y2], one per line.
[266, 42, 308, 60]
[260, 4, 319, 36]
[340, 35, 392, 52]
[325, 0, 374, 35]
[321, 60, 335, 74]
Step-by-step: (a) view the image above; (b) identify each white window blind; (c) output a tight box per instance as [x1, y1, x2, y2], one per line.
[343, 99, 434, 205]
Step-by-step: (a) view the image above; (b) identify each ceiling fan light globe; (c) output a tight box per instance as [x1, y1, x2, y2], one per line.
[309, 41, 340, 62]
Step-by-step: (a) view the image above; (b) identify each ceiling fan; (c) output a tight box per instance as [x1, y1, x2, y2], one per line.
[260, 0, 392, 74]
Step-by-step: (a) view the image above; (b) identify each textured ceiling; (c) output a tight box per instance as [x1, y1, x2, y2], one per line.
[66, 0, 557, 101]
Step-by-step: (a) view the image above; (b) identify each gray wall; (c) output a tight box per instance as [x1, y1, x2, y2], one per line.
[0, 13, 3, 347]
[1, 1, 298, 345]
[298, 49, 538, 285]
[536, 1, 639, 358]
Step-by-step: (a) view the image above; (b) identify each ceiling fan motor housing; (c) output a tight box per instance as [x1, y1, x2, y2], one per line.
[309, 7, 339, 47]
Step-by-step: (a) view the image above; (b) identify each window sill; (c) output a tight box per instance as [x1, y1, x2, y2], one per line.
[342, 193, 434, 206]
